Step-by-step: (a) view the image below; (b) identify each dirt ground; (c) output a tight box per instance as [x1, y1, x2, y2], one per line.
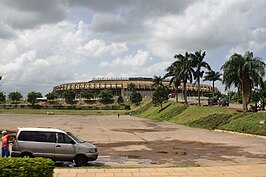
[0, 114, 265, 167]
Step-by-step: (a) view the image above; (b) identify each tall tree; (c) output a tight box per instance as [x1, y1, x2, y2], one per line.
[127, 83, 136, 91]
[27, 91, 42, 106]
[221, 51, 265, 112]
[190, 51, 211, 105]
[0, 92, 6, 103]
[46, 91, 59, 100]
[203, 70, 222, 97]
[130, 91, 142, 106]
[63, 90, 76, 104]
[174, 52, 194, 105]
[164, 61, 181, 103]
[152, 75, 164, 88]
[80, 89, 93, 100]
[8, 91, 23, 103]
[98, 90, 113, 102]
[258, 80, 266, 110]
[152, 85, 169, 109]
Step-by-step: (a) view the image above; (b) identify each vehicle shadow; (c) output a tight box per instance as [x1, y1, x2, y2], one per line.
[54, 161, 106, 168]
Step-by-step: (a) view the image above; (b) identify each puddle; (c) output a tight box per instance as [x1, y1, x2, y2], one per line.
[55, 156, 151, 167]
[97, 156, 151, 165]
[55, 161, 105, 167]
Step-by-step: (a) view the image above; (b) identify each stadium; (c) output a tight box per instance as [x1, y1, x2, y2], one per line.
[53, 77, 218, 98]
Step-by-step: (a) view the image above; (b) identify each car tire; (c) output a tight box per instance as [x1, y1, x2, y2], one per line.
[74, 155, 88, 167]
[20, 152, 33, 158]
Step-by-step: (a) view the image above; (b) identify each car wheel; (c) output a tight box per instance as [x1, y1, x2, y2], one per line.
[20, 152, 33, 158]
[74, 155, 88, 167]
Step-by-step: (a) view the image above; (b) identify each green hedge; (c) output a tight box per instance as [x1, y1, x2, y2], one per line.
[0, 158, 54, 177]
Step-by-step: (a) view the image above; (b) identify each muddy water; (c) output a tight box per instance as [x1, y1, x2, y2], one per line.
[95, 140, 266, 166]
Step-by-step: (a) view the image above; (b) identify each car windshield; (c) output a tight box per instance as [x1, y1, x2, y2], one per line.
[66, 132, 85, 143]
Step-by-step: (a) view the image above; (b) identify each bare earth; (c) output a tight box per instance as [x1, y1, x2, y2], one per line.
[0, 114, 265, 167]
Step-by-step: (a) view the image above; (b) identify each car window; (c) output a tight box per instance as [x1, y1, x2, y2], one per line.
[57, 133, 74, 144]
[67, 132, 84, 143]
[18, 131, 56, 143]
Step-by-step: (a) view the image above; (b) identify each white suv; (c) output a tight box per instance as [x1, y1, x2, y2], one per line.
[11, 127, 98, 166]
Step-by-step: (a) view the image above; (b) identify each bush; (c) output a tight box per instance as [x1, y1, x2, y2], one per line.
[0, 158, 54, 177]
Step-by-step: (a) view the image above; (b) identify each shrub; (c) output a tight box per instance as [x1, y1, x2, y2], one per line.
[0, 158, 54, 177]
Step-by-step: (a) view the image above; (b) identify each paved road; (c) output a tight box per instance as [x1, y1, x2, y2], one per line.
[0, 114, 265, 166]
[54, 164, 266, 177]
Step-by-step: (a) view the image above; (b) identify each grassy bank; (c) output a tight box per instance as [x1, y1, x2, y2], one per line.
[133, 99, 266, 136]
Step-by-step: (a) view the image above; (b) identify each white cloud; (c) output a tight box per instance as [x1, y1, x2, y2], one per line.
[0, 0, 266, 95]
[0, 20, 125, 94]
[79, 39, 128, 57]
[100, 50, 152, 68]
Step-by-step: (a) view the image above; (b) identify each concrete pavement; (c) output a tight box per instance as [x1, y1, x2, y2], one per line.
[54, 164, 266, 177]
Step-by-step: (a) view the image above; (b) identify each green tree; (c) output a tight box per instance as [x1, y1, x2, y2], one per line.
[80, 89, 93, 100]
[63, 90, 76, 104]
[0, 92, 6, 103]
[46, 91, 59, 100]
[190, 51, 211, 105]
[117, 95, 124, 104]
[174, 52, 194, 105]
[27, 91, 42, 106]
[130, 91, 142, 105]
[98, 90, 113, 102]
[203, 70, 222, 97]
[127, 83, 136, 91]
[152, 85, 169, 109]
[221, 51, 265, 112]
[258, 81, 266, 110]
[152, 75, 164, 88]
[164, 61, 181, 103]
[8, 91, 23, 103]
[251, 88, 260, 111]
[226, 91, 240, 103]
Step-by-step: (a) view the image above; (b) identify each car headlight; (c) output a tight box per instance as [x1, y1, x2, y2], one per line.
[88, 148, 97, 153]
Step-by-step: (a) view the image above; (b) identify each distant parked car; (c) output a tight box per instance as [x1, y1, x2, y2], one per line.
[208, 98, 218, 106]
[12, 127, 98, 167]
[168, 93, 176, 98]
[218, 99, 229, 106]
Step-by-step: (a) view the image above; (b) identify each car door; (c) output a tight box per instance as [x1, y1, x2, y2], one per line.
[17, 131, 56, 159]
[54, 133, 76, 161]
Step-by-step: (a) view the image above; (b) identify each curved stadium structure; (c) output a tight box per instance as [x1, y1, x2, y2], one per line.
[53, 77, 218, 98]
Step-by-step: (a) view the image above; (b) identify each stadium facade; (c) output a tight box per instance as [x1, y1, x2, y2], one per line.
[53, 77, 218, 98]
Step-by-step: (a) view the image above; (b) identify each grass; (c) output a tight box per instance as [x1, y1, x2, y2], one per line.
[136, 102, 188, 121]
[170, 106, 235, 124]
[0, 109, 129, 115]
[220, 112, 266, 135]
[185, 113, 238, 130]
[133, 99, 266, 136]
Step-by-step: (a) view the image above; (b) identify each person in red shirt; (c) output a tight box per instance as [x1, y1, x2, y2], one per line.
[1, 130, 15, 158]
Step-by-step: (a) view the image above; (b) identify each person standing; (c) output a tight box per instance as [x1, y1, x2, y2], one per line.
[1, 130, 15, 158]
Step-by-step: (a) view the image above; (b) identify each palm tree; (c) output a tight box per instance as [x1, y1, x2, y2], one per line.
[190, 51, 211, 105]
[152, 75, 164, 88]
[203, 70, 222, 97]
[175, 52, 194, 105]
[221, 51, 265, 112]
[164, 62, 181, 103]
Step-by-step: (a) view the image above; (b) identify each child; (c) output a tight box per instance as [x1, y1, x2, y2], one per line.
[1, 130, 15, 158]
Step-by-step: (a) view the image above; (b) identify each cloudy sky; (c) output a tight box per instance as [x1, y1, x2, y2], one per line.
[0, 0, 266, 96]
